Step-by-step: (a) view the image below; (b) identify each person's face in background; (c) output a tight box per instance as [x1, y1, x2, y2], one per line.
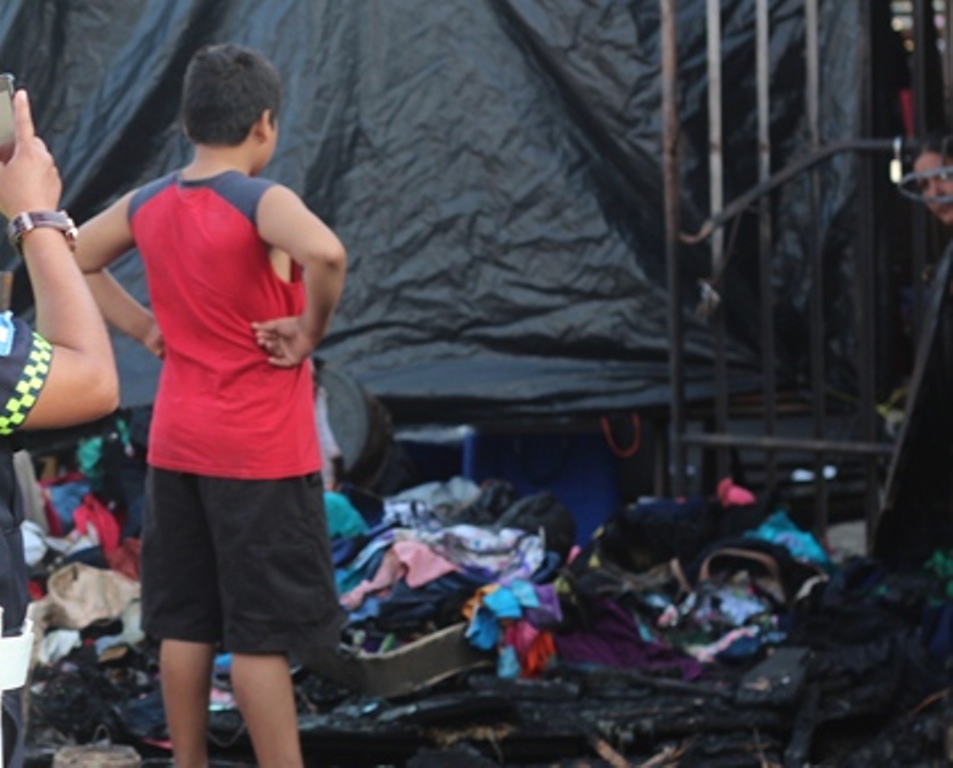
[914, 150, 953, 227]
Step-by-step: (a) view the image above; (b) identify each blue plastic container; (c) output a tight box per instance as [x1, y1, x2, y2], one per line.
[461, 431, 622, 545]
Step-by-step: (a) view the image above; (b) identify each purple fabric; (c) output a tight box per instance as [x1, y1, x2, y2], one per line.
[522, 583, 563, 629]
[553, 598, 703, 680]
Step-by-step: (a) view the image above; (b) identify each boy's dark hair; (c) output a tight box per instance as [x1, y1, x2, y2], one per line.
[918, 132, 953, 159]
[181, 43, 281, 146]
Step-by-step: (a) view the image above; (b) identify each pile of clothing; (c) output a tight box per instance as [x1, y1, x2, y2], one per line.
[19, 455, 953, 766]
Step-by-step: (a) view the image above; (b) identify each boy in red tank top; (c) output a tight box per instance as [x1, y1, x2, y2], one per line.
[73, 44, 347, 768]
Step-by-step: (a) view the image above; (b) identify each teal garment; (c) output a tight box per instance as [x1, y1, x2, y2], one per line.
[497, 645, 520, 678]
[483, 586, 523, 619]
[76, 438, 104, 485]
[508, 578, 540, 610]
[76, 418, 131, 491]
[466, 608, 499, 650]
[467, 586, 525, 651]
[746, 510, 833, 568]
[925, 550, 953, 599]
[324, 491, 368, 540]
[335, 537, 391, 596]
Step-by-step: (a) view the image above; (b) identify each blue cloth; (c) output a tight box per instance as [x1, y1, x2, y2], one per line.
[923, 601, 953, 660]
[497, 645, 520, 678]
[376, 570, 491, 627]
[46, 479, 91, 534]
[335, 539, 391, 594]
[331, 521, 396, 569]
[746, 510, 832, 568]
[483, 587, 523, 620]
[347, 596, 383, 623]
[508, 579, 540, 609]
[531, 551, 564, 583]
[466, 608, 499, 650]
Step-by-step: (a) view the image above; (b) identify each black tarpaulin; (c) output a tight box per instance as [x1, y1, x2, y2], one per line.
[0, 0, 862, 424]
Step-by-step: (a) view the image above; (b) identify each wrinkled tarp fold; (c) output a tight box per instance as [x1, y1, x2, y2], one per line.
[0, 0, 861, 423]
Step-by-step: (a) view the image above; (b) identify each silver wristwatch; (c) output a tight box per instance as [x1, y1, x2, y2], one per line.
[7, 210, 78, 254]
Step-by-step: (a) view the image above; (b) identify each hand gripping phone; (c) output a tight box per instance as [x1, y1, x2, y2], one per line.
[0, 73, 14, 163]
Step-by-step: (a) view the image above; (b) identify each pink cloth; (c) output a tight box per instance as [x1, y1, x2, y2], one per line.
[340, 540, 460, 610]
[394, 540, 460, 588]
[718, 477, 756, 507]
[504, 620, 539, 659]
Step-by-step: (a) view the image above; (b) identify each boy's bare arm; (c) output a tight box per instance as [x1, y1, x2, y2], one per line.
[75, 194, 163, 356]
[255, 185, 347, 352]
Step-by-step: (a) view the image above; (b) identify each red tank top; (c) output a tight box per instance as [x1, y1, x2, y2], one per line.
[129, 171, 321, 479]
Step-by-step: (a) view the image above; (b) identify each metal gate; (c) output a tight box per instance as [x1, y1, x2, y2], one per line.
[659, 0, 948, 551]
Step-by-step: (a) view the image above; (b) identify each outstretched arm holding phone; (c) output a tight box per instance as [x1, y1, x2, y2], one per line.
[0, 85, 119, 768]
[0, 89, 120, 425]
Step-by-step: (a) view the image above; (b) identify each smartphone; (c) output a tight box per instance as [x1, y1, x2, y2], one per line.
[0, 73, 14, 163]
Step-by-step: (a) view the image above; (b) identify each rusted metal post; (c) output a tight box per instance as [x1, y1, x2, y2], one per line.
[662, 0, 685, 495]
[706, 0, 729, 485]
[756, 0, 778, 490]
[804, 0, 829, 538]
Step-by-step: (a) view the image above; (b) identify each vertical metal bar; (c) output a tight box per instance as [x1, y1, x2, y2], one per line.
[945, 0, 953, 130]
[707, 0, 729, 483]
[805, 0, 829, 537]
[756, 0, 777, 490]
[662, 0, 686, 495]
[912, 0, 931, 133]
[856, 0, 878, 554]
[911, 0, 930, 336]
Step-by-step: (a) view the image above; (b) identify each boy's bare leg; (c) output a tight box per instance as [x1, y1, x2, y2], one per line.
[230, 652, 303, 768]
[160, 639, 214, 768]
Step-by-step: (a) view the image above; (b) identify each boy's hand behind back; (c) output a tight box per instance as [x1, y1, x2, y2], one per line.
[251, 316, 314, 368]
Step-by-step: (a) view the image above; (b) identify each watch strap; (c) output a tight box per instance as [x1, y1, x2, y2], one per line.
[7, 210, 78, 254]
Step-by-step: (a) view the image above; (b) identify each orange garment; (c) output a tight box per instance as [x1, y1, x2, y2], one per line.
[524, 630, 556, 677]
[504, 621, 555, 678]
[461, 583, 500, 622]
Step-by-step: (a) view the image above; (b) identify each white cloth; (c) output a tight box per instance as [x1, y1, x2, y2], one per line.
[37, 628, 81, 666]
[20, 519, 47, 566]
[0, 618, 34, 690]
